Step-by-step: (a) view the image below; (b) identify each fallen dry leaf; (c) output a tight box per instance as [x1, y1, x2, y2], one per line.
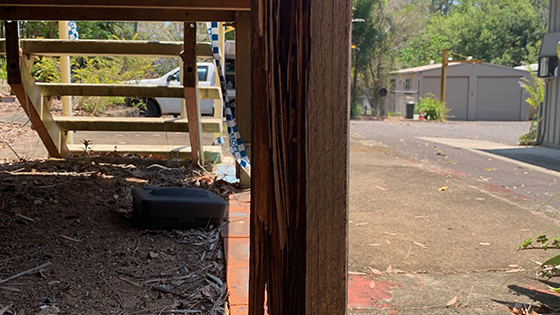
[386, 239, 391, 245]
[439, 186, 449, 192]
[446, 296, 458, 307]
[413, 241, 427, 249]
[369, 281, 376, 289]
[386, 265, 392, 274]
[367, 267, 382, 276]
[382, 232, 400, 236]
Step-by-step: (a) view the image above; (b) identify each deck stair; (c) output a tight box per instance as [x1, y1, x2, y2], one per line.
[4, 37, 223, 162]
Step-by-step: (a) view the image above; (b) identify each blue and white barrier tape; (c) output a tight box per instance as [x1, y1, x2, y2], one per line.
[68, 21, 79, 40]
[207, 22, 251, 176]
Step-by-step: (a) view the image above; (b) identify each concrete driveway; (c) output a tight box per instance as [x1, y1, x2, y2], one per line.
[348, 119, 560, 314]
[350, 119, 560, 209]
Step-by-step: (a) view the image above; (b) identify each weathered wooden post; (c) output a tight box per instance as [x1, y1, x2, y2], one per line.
[183, 22, 204, 165]
[249, 0, 352, 313]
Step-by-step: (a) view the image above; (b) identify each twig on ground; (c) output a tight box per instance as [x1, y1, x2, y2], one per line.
[15, 213, 35, 223]
[0, 262, 52, 285]
[0, 134, 22, 161]
[0, 286, 21, 292]
[61, 235, 83, 243]
[0, 304, 12, 315]
[132, 239, 141, 253]
[403, 245, 412, 260]
[118, 276, 142, 288]
[464, 285, 475, 307]
[152, 285, 185, 298]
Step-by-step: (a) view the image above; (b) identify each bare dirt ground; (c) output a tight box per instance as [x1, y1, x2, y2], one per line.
[0, 99, 235, 315]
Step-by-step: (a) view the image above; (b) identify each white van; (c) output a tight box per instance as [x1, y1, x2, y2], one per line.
[126, 62, 225, 117]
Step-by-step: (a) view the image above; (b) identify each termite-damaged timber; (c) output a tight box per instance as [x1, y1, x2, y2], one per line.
[249, 0, 352, 313]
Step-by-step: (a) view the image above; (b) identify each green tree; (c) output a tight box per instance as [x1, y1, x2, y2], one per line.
[398, 30, 450, 68]
[19, 21, 136, 39]
[426, 0, 546, 66]
[429, 0, 456, 15]
[352, 0, 396, 115]
[396, 0, 547, 68]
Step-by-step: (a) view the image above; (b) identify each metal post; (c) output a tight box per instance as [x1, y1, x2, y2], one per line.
[440, 48, 448, 105]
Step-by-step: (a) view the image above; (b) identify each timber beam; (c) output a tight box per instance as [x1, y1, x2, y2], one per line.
[0, 39, 213, 58]
[5, 21, 69, 159]
[0, 0, 250, 22]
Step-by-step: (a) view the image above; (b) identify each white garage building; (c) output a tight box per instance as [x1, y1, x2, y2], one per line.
[389, 63, 531, 121]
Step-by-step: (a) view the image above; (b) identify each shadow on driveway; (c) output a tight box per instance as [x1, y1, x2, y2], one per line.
[482, 146, 560, 173]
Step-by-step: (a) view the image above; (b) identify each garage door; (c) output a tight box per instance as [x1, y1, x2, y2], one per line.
[476, 77, 522, 121]
[423, 76, 469, 120]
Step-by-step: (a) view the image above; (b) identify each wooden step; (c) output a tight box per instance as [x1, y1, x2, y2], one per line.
[36, 83, 222, 99]
[53, 116, 223, 133]
[67, 144, 222, 161]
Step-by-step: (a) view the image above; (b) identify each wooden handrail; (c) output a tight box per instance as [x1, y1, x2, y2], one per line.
[0, 39, 213, 58]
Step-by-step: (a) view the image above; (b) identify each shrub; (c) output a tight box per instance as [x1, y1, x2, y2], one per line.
[31, 56, 61, 82]
[350, 101, 364, 117]
[418, 93, 450, 121]
[518, 62, 545, 145]
[519, 63, 544, 110]
[32, 55, 155, 115]
[72, 56, 155, 115]
[517, 193, 560, 292]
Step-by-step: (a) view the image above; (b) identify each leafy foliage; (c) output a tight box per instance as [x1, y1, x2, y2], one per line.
[518, 194, 560, 286]
[19, 21, 137, 39]
[72, 56, 155, 115]
[519, 64, 545, 109]
[350, 102, 364, 117]
[518, 63, 544, 145]
[398, 30, 450, 69]
[352, 0, 396, 115]
[31, 57, 61, 83]
[417, 93, 450, 121]
[31, 54, 155, 115]
[396, 0, 547, 67]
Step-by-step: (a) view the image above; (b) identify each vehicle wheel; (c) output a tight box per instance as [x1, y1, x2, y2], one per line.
[137, 98, 161, 117]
